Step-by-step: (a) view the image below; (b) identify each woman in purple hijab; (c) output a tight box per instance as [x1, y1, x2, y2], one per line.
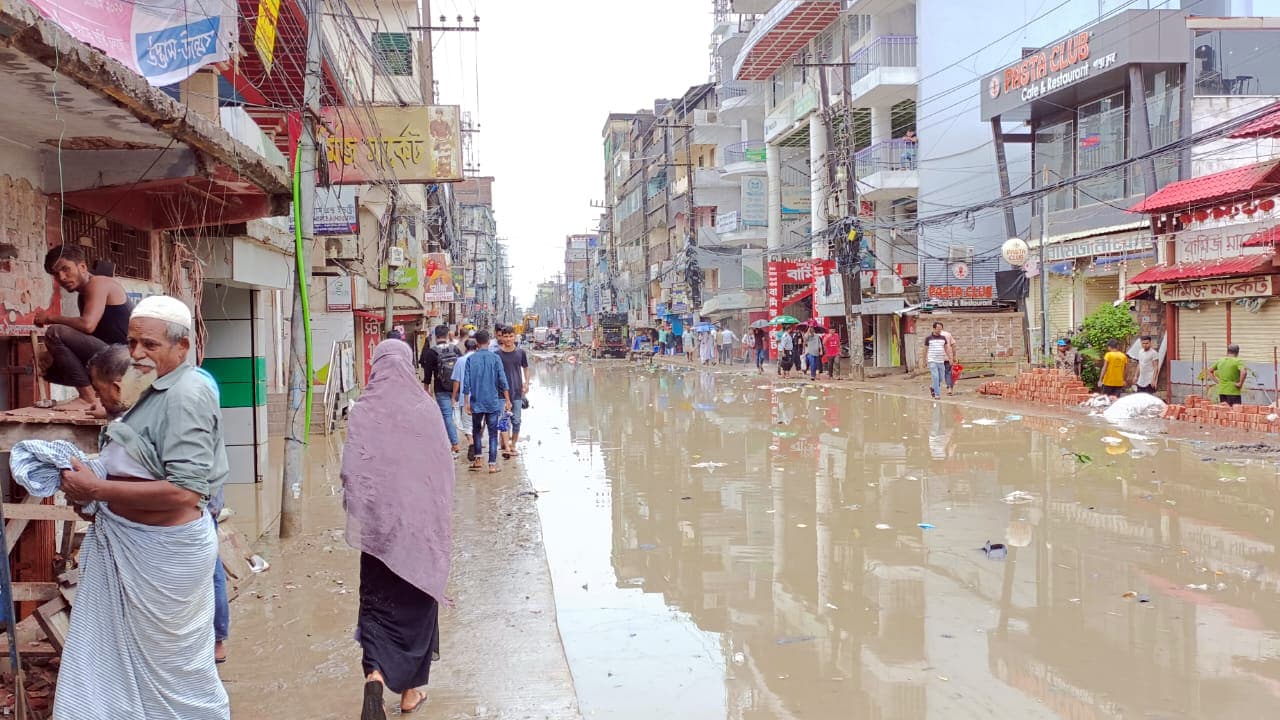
[343, 340, 454, 719]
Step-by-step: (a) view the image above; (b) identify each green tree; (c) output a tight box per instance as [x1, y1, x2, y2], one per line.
[1076, 303, 1139, 387]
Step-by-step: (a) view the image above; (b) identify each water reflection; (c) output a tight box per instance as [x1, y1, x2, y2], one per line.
[528, 361, 1280, 719]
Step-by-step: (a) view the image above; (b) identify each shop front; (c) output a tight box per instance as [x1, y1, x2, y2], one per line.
[1029, 230, 1157, 342]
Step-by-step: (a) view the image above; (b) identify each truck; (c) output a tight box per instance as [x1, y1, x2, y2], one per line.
[591, 312, 630, 359]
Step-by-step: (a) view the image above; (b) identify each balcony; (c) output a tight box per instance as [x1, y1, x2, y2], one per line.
[721, 141, 768, 179]
[849, 36, 918, 108]
[854, 140, 918, 200]
[734, 0, 841, 81]
[713, 212, 768, 247]
[719, 83, 768, 122]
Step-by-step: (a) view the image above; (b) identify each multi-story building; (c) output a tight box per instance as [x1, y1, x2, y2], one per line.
[456, 176, 503, 329]
[565, 234, 594, 329]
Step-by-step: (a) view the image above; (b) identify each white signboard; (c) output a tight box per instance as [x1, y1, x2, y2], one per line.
[1158, 275, 1273, 302]
[716, 210, 740, 234]
[741, 177, 767, 227]
[1043, 233, 1152, 262]
[326, 275, 353, 311]
[1173, 220, 1275, 264]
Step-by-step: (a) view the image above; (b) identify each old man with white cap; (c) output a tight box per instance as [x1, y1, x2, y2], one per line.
[54, 294, 231, 719]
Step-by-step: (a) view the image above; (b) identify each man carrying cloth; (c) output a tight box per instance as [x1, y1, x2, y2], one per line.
[54, 295, 230, 719]
[35, 245, 133, 415]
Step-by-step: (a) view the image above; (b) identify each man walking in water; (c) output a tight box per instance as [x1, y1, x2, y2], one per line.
[495, 325, 530, 457]
[34, 245, 132, 414]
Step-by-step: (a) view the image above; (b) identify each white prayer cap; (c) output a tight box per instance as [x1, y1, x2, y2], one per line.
[132, 295, 192, 331]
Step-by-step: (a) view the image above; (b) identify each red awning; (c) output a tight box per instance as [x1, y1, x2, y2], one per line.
[733, 1, 841, 81]
[1229, 102, 1280, 139]
[1127, 254, 1275, 284]
[1128, 161, 1280, 214]
[1242, 224, 1280, 247]
[1124, 286, 1154, 301]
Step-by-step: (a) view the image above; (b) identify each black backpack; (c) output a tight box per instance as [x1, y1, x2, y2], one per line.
[433, 345, 459, 389]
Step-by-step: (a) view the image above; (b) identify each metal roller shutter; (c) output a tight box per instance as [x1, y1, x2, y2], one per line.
[1228, 294, 1280, 363]
[1082, 273, 1120, 320]
[1031, 272, 1076, 346]
[1177, 303, 1228, 365]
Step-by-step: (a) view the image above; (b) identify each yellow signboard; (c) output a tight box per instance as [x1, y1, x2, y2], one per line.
[321, 106, 464, 184]
[253, 0, 281, 72]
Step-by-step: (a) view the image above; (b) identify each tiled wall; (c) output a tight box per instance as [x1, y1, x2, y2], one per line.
[200, 285, 268, 487]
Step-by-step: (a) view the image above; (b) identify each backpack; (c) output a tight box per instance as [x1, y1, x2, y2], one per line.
[434, 344, 459, 389]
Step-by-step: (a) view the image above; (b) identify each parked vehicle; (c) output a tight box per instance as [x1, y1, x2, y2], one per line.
[591, 313, 630, 358]
[533, 326, 552, 349]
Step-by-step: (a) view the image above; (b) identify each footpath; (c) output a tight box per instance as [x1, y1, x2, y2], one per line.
[219, 438, 581, 720]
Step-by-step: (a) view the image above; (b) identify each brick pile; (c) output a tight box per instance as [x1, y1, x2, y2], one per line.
[1002, 368, 1092, 407]
[976, 380, 1010, 396]
[1162, 395, 1280, 433]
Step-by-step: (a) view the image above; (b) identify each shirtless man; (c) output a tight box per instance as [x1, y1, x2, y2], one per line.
[34, 245, 132, 414]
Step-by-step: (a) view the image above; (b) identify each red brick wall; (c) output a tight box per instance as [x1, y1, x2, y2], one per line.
[929, 312, 1026, 365]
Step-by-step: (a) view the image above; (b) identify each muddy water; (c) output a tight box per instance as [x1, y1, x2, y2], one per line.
[523, 360, 1280, 720]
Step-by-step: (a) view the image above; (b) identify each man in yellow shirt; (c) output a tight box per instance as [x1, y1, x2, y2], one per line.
[1098, 339, 1128, 398]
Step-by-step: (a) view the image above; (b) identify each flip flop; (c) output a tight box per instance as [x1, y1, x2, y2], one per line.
[400, 689, 427, 714]
[361, 680, 387, 720]
[489, 464, 499, 474]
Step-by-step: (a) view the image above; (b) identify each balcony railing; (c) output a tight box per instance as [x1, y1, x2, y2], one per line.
[855, 139, 917, 177]
[724, 140, 767, 165]
[719, 84, 750, 100]
[849, 35, 918, 85]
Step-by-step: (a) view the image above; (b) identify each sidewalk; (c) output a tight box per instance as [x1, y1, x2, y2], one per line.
[219, 438, 581, 719]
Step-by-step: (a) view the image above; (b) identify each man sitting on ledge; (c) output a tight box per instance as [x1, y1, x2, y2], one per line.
[34, 244, 132, 415]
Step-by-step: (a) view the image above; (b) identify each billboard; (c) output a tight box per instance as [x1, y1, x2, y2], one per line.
[322, 106, 463, 184]
[291, 186, 358, 235]
[423, 253, 454, 302]
[30, 0, 237, 87]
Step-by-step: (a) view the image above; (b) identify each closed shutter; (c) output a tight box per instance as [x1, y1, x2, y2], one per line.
[1229, 294, 1280, 362]
[1082, 273, 1120, 319]
[1177, 303, 1228, 364]
[1031, 272, 1076, 345]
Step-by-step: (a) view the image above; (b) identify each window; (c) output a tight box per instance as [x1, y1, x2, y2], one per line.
[1193, 29, 1280, 96]
[1076, 92, 1126, 206]
[1142, 66, 1182, 194]
[371, 32, 413, 76]
[1034, 119, 1074, 211]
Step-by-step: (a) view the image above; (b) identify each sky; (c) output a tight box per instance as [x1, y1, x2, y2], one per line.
[431, 0, 713, 309]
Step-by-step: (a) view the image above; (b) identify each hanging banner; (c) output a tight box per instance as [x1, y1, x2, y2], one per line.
[741, 177, 767, 227]
[321, 106, 464, 184]
[30, 0, 237, 87]
[423, 253, 454, 302]
[253, 0, 281, 72]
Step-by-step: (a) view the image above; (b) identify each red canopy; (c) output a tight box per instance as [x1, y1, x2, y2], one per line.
[1242, 225, 1280, 248]
[1128, 161, 1280, 214]
[1127, 254, 1275, 284]
[1229, 102, 1280, 139]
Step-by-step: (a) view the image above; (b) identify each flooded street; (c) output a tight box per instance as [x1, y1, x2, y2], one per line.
[524, 360, 1280, 720]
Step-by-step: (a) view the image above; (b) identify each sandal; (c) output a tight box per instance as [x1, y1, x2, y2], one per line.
[400, 688, 427, 714]
[361, 680, 387, 720]
[489, 464, 499, 474]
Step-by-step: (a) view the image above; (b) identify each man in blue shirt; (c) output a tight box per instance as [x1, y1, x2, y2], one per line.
[462, 330, 511, 472]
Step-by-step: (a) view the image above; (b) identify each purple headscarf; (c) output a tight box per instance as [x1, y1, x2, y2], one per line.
[342, 340, 453, 601]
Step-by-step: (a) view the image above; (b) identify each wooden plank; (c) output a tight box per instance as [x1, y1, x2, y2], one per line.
[1, 503, 83, 522]
[4, 494, 42, 556]
[10, 582, 58, 603]
[33, 596, 69, 653]
[0, 637, 58, 659]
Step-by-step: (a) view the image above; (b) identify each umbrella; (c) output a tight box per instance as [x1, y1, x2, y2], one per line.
[694, 322, 717, 333]
[809, 325, 829, 334]
[769, 315, 799, 326]
[750, 319, 770, 329]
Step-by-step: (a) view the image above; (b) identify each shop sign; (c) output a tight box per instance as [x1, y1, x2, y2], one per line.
[927, 285, 994, 307]
[326, 275, 352, 311]
[321, 106, 463, 184]
[670, 286, 690, 314]
[716, 210, 740, 233]
[358, 314, 383, 385]
[1158, 276, 1273, 302]
[1174, 220, 1275, 264]
[1043, 233, 1152, 262]
[981, 26, 1123, 119]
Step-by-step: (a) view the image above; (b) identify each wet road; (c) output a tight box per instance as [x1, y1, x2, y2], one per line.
[523, 359, 1280, 720]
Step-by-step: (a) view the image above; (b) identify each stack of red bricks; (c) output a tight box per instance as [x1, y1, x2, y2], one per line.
[1162, 395, 1280, 433]
[976, 380, 1011, 396]
[1002, 368, 1092, 407]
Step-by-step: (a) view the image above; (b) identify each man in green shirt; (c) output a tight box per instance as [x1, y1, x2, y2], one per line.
[1209, 343, 1249, 406]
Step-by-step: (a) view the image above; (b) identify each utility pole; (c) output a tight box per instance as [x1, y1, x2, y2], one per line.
[830, 27, 864, 381]
[1039, 166, 1050, 359]
[281, 0, 323, 538]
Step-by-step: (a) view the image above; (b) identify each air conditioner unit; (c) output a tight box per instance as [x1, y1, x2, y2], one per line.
[876, 275, 904, 295]
[947, 245, 974, 264]
[324, 236, 359, 260]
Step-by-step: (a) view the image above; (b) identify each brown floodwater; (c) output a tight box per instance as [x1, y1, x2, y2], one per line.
[524, 359, 1280, 720]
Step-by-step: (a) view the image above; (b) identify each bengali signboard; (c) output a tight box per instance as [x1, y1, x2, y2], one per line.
[29, 0, 237, 87]
[1173, 220, 1275, 264]
[1157, 276, 1274, 302]
[927, 285, 994, 307]
[292, 186, 358, 235]
[326, 275, 352, 311]
[1041, 233, 1152, 263]
[321, 106, 464, 184]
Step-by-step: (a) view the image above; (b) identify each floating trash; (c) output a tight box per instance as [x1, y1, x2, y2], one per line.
[982, 542, 1007, 560]
[917, 523, 936, 530]
[1100, 436, 1124, 446]
[1001, 490, 1036, 505]
[875, 523, 893, 530]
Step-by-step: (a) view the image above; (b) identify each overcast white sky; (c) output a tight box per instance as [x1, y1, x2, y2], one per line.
[431, 0, 713, 308]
